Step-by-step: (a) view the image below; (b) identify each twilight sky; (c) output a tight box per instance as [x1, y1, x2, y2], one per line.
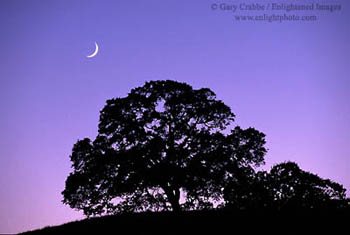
[1, 0, 349, 233]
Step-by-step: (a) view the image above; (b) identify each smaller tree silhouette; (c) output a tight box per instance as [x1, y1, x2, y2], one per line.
[224, 161, 347, 210]
[267, 162, 346, 209]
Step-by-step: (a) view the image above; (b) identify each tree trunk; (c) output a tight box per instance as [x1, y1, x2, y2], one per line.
[163, 186, 181, 212]
[171, 189, 181, 212]
[170, 197, 181, 212]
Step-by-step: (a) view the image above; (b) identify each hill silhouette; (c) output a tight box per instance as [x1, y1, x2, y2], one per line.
[20, 208, 349, 235]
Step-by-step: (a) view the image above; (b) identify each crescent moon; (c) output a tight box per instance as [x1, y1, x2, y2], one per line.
[87, 42, 99, 58]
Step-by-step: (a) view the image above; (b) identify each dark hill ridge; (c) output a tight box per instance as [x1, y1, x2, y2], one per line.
[19, 208, 349, 235]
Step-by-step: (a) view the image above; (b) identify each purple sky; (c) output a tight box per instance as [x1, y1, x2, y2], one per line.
[1, 0, 349, 233]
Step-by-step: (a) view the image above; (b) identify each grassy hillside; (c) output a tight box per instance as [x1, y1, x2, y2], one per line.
[19, 208, 349, 235]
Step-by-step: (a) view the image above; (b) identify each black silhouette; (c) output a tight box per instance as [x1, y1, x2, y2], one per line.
[62, 80, 267, 216]
[224, 161, 347, 210]
[20, 206, 350, 235]
[62, 80, 349, 222]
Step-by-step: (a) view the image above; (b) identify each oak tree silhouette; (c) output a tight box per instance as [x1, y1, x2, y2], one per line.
[224, 161, 347, 210]
[62, 80, 267, 216]
[266, 162, 347, 209]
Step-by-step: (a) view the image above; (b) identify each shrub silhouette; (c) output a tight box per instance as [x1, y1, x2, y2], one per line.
[62, 80, 267, 216]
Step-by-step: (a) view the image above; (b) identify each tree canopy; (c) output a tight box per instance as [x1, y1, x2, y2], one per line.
[62, 80, 267, 215]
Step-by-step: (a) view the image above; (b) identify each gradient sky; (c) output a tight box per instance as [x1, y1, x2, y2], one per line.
[1, 0, 349, 233]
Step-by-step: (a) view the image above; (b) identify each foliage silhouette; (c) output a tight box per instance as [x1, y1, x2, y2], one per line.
[224, 161, 348, 210]
[62, 80, 267, 216]
[62, 80, 349, 218]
